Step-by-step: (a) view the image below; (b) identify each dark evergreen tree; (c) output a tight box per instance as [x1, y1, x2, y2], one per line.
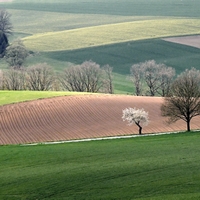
[0, 31, 8, 57]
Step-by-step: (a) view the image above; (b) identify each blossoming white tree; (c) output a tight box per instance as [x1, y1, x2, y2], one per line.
[122, 107, 149, 134]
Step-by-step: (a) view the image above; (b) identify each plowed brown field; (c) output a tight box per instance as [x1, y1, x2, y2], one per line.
[0, 95, 199, 145]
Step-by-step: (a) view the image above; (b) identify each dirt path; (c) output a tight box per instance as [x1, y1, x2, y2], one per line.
[0, 95, 199, 145]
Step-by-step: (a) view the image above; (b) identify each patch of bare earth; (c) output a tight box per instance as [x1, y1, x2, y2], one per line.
[0, 95, 199, 145]
[163, 35, 200, 49]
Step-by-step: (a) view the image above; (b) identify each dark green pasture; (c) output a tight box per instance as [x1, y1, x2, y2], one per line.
[0, 132, 200, 200]
[31, 39, 200, 93]
[42, 39, 200, 75]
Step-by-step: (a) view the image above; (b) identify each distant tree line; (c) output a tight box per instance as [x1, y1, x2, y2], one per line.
[0, 9, 177, 96]
[0, 9, 114, 93]
[0, 59, 177, 96]
[0, 61, 114, 93]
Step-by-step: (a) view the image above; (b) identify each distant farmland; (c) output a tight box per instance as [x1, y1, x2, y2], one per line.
[23, 18, 200, 52]
[1, 0, 200, 93]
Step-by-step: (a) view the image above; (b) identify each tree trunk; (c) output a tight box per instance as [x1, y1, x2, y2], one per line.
[187, 120, 190, 132]
[136, 122, 142, 135]
[139, 125, 142, 135]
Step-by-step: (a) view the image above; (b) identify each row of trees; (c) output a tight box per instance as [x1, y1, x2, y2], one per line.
[0, 9, 177, 97]
[0, 61, 114, 93]
[129, 60, 175, 96]
[60, 61, 113, 93]
[123, 68, 200, 133]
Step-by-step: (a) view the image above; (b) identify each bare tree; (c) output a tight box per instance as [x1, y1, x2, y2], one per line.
[0, 9, 13, 37]
[129, 60, 175, 96]
[3, 67, 27, 90]
[122, 107, 149, 134]
[161, 68, 200, 132]
[5, 40, 29, 68]
[129, 63, 144, 96]
[26, 63, 55, 91]
[59, 65, 86, 92]
[80, 60, 104, 92]
[0, 69, 3, 89]
[142, 60, 162, 96]
[158, 64, 175, 97]
[60, 60, 111, 93]
[102, 64, 114, 94]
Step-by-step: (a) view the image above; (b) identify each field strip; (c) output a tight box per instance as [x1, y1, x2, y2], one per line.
[0, 95, 200, 145]
[10, 9, 157, 35]
[23, 18, 200, 52]
[21, 131, 192, 146]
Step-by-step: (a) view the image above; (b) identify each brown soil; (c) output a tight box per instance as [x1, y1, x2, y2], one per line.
[0, 95, 199, 145]
[163, 35, 200, 49]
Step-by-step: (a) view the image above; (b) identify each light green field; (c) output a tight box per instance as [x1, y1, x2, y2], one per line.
[0, 91, 91, 106]
[10, 9, 153, 35]
[23, 18, 200, 52]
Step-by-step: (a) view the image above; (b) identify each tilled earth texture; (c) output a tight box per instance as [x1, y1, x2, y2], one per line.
[0, 95, 199, 145]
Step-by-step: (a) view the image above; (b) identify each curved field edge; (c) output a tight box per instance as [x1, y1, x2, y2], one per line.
[0, 91, 92, 106]
[0, 132, 200, 199]
[23, 18, 200, 52]
[0, 95, 199, 145]
[8, 9, 157, 35]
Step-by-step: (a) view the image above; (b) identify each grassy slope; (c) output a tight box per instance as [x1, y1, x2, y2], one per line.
[0, 132, 200, 199]
[43, 39, 200, 75]
[8, 10, 151, 35]
[0, 91, 90, 106]
[22, 18, 200, 52]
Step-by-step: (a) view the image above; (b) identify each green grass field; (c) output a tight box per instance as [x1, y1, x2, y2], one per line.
[22, 18, 200, 52]
[0, 91, 91, 106]
[1, 0, 200, 93]
[0, 132, 200, 199]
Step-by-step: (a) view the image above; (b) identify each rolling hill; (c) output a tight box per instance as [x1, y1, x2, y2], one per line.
[0, 94, 199, 145]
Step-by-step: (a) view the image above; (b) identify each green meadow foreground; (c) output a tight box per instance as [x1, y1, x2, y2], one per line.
[0, 132, 200, 199]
